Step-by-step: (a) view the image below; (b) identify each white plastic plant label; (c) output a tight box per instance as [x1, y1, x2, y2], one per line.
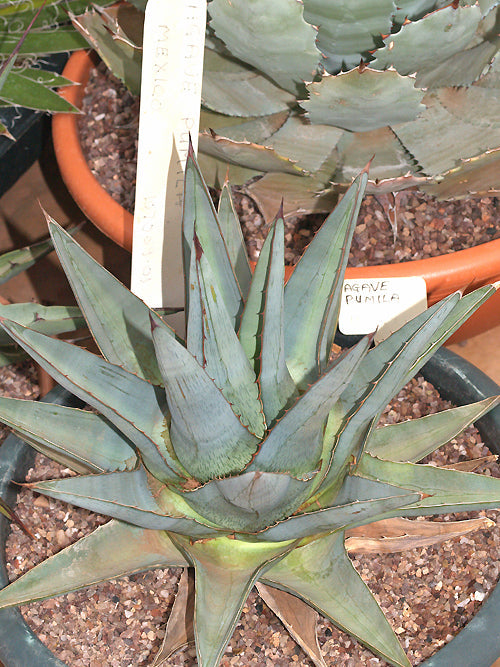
[338, 277, 428, 344]
[131, 0, 206, 330]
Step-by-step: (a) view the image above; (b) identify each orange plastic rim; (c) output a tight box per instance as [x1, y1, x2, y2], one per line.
[52, 50, 134, 251]
[52, 50, 500, 343]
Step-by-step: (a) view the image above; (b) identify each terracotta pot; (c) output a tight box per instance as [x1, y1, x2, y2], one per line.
[52, 50, 500, 344]
[52, 51, 134, 252]
[1, 350, 500, 666]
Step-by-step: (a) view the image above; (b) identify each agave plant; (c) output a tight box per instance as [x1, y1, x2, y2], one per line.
[0, 151, 499, 667]
[0, 0, 120, 134]
[67, 0, 499, 218]
[0, 232, 85, 365]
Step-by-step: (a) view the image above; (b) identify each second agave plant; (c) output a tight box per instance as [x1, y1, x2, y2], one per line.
[0, 150, 499, 666]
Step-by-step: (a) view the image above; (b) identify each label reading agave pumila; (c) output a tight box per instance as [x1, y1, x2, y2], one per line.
[338, 277, 428, 344]
[131, 0, 206, 332]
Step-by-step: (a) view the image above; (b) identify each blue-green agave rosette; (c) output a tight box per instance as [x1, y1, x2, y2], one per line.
[0, 149, 499, 667]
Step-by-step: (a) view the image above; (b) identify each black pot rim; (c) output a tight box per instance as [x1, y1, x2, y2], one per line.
[0, 349, 499, 667]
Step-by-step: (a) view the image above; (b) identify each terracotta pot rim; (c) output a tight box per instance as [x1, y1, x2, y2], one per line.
[52, 50, 134, 251]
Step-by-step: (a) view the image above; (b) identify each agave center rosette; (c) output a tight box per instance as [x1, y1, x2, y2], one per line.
[0, 150, 499, 667]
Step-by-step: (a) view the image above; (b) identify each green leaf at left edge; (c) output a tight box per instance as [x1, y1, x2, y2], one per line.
[0, 318, 184, 484]
[31, 466, 224, 538]
[0, 70, 78, 112]
[48, 218, 169, 385]
[263, 531, 411, 667]
[0, 234, 55, 285]
[368, 396, 500, 462]
[172, 533, 295, 667]
[151, 315, 260, 483]
[0, 397, 137, 475]
[0, 520, 187, 610]
[356, 454, 500, 516]
[284, 167, 368, 388]
[0, 304, 85, 347]
[192, 236, 265, 437]
[0, 28, 88, 55]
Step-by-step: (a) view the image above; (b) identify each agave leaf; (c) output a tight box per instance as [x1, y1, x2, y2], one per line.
[191, 236, 265, 437]
[443, 456, 498, 472]
[209, 0, 319, 94]
[367, 396, 500, 462]
[251, 335, 371, 476]
[422, 149, 500, 199]
[0, 397, 137, 475]
[181, 470, 316, 533]
[393, 76, 500, 177]
[392, 0, 449, 23]
[0, 70, 78, 112]
[0, 28, 87, 55]
[12, 68, 74, 88]
[0, 0, 116, 31]
[256, 582, 327, 667]
[264, 115, 344, 173]
[415, 38, 500, 89]
[31, 466, 223, 537]
[356, 454, 500, 515]
[257, 215, 298, 425]
[0, 497, 33, 538]
[245, 169, 339, 221]
[0, 120, 13, 140]
[0, 231, 54, 284]
[151, 315, 260, 482]
[317, 286, 495, 505]
[199, 130, 306, 175]
[183, 147, 243, 328]
[372, 5, 482, 76]
[345, 516, 495, 554]
[303, 69, 425, 133]
[316, 292, 466, 501]
[334, 127, 416, 185]
[202, 47, 296, 117]
[284, 168, 368, 387]
[0, 520, 187, 610]
[203, 110, 290, 146]
[0, 304, 85, 347]
[217, 180, 252, 298]
[263, 531, 411, 667]
[48, 218, 168, 385]
[302, 0, 395, 72]
[238, 212, 274, 363]
[0, 318, 184, 483]
[71, 5, 142, 96]
[257, 482, 421, 542]
[346, 287, 495, 413]
[152, 568, 195, 665]
[198, 151, 263, 189]
[173, 533, 295, 667]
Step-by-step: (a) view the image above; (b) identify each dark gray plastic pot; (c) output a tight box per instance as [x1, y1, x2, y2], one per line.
[0, 349, 499, 666]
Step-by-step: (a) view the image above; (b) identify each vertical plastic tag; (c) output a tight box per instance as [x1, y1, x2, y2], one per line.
[131, 0, 206, 330]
